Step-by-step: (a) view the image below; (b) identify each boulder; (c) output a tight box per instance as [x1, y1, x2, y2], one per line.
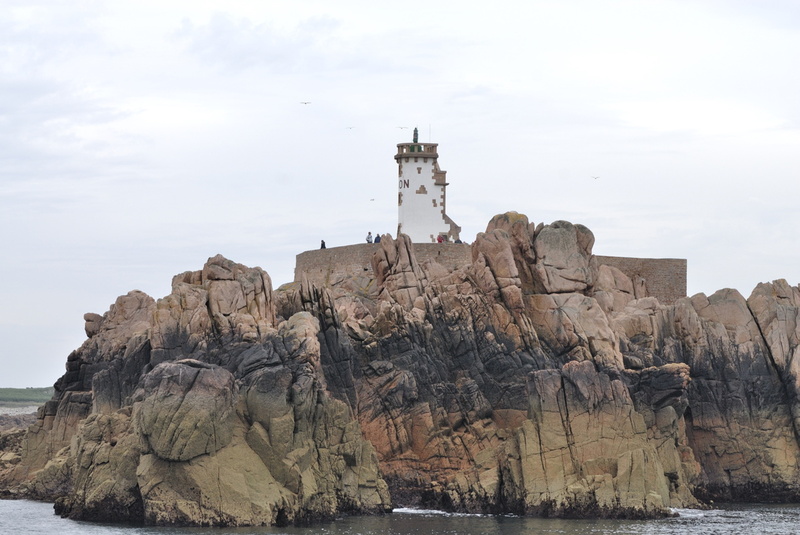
[132, 360, 237, 462]
[532, 221, 595, 294]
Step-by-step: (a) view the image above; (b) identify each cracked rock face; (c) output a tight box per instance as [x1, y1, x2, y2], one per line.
[5, 211, 800, 525]
[5, 256, 390, 527]
[532, 220, 595, 294]
[133, 360, 237, 462]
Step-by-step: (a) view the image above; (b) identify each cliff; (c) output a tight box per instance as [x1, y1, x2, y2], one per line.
[2, 212, 800, 525]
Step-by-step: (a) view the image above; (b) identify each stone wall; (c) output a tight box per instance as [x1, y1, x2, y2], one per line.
[295, 243, 472, 287]
[295, 245, 687, 304]
[595, 255, 687, 305]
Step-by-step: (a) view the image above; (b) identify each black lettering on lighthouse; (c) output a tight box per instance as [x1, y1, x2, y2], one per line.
[399, 179, 409, 189]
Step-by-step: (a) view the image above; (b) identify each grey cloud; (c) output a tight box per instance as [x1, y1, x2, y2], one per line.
[172, 13, 328, 72]
[0, 78, 135, 184]
[1, 3, 104, 69]
[172, 12, 454, 78]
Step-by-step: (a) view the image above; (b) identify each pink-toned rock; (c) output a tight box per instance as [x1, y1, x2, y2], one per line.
[526, 293, 622, 369]
[484, 212, 537, 292]
[471, 229, 525, 312]
[372, 234, 428, 311]
[592, 264, 636, 314]
[532, 221, 596, 294]
[10, 214, 800, 524]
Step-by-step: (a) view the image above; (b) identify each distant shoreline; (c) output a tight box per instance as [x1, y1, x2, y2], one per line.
[0, 387, 53, 410]
[0, 404, 40, 416]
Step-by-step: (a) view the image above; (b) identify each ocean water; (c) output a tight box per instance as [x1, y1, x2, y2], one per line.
[1, 500, 798, 534]
[0, 406, 39, 416]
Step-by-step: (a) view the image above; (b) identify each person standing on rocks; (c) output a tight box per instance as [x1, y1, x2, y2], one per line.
[320, 240, 326, 249]
[374, 234, 381, 244]
[366, 232, 373, 243]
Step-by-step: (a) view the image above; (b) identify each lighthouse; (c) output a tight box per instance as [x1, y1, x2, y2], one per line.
[395, 128, 461, 243]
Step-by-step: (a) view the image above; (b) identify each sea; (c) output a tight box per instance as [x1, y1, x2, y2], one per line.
[2, 500, 799, 535]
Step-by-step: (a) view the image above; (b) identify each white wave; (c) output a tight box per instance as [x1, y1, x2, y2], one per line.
[670, 507, 721, 518]
[392, 507, 487, 517]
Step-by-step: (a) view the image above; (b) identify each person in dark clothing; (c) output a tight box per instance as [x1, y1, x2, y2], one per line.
[320, 240, 326, 249]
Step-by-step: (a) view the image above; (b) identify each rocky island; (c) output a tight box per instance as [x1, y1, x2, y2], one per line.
[2, 212, 800, 526]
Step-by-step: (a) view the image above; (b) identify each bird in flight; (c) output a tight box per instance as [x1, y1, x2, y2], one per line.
[397, 126, 408, 129]
[300, 101, 311, 105]
[592, 176, 600, 179]
[346, 126, 355, 129]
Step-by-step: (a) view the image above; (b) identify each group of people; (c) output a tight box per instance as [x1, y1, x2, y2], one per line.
[437, 234, 463, 244]
[320, 232, 461, 249]
[319, 232, 383, 250]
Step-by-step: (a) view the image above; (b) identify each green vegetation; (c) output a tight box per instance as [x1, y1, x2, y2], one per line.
[0, 387, 54, 405]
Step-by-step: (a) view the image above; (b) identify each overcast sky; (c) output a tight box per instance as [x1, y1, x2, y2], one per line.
[2, 0, 799, 387]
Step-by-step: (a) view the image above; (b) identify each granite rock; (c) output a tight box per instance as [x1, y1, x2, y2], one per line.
[6, 213, 800, 525]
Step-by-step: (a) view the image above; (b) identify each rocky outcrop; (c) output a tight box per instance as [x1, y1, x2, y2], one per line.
[0, 412, 37, 434]
[0, 411, 38, 497]
[4, 212, 800, 524]
[133, 360, 237, 462]
[5, 256, 389, 526]
[612, 288, 800, 501]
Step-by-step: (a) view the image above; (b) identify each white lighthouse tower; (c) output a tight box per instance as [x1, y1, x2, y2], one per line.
[395, 128, 461, 243]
